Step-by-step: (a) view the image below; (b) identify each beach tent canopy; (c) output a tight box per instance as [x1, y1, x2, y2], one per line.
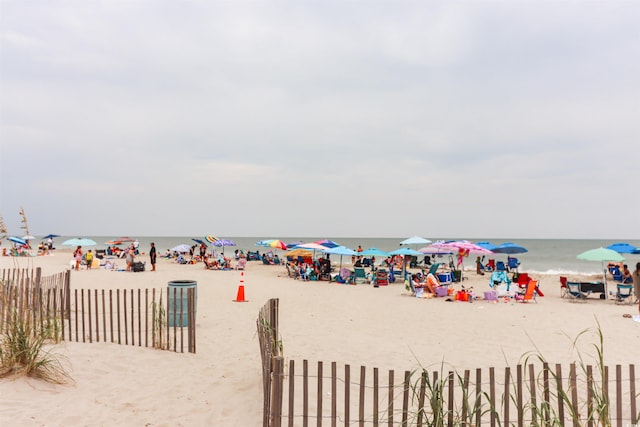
[284, 249, 313, 258]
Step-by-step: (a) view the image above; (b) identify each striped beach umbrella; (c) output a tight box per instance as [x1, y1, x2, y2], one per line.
[205, 235, 219, 244]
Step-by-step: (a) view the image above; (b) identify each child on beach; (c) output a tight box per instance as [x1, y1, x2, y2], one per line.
[74, 246, 83, 271]
[85, 250, 94, 270]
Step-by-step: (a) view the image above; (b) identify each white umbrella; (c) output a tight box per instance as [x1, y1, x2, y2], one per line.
[171, 244, 192, 253]
[400, 236, 432, 246]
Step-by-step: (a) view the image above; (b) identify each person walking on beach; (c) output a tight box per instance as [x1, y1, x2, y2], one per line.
[150, 242, 157, 271]
[74, 246, 83, 271]
[85, 250, 94, 270]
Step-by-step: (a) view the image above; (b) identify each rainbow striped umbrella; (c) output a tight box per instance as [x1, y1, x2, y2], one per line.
[205, 235, 219, 244]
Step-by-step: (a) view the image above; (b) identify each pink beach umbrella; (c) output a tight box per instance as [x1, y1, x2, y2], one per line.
[429, 240, 494, 273]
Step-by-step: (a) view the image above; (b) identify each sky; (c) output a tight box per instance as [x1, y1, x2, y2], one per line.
[1, 1, 639, 240]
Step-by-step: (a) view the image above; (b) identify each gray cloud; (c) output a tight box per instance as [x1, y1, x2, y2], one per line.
[1, 1, 639, 239]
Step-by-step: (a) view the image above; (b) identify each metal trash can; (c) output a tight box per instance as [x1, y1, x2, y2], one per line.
[168, 280, 197, 327]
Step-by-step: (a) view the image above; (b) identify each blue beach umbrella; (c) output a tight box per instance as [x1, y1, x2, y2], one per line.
[476, 241, 498, 251]
[605, 242, 638, 254]
[212, 239, 236, 254]
[359, 247, 389, 257]
[390, 247, 423, 278]
[322, 245, 356, 269]
[43, 234, 60, 239]
[314, 239, 340, 248]
[389, 247, 423, 256]
[492, 242, 528, 254]
[8, 236, 27, 246]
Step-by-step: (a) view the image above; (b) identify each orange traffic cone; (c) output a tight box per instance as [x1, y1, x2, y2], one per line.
[234, 271, 248, 302]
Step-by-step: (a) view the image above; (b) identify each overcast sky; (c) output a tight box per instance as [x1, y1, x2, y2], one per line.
[1, 1, 639, 239]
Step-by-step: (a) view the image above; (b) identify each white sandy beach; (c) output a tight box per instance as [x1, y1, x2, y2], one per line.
[1, 251, 638, 426]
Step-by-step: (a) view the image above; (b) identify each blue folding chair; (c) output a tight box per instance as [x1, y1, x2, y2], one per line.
[507, 257, 520, 271]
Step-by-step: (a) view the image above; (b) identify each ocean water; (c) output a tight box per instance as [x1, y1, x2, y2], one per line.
[38, 236, 640, 276]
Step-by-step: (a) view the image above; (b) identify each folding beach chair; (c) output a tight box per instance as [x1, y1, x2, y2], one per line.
[559, 276, 568, 298]
[614, 284, 634, 305]
[566, 281, 590, 302]
[354, 267, 368, 284]
[516, 279, 538, 303]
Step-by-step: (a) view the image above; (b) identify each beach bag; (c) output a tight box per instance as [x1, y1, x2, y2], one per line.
[132, 262, 145, 272]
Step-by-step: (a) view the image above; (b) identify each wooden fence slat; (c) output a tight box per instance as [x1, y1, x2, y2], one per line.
[303, 359, 309, 427]
[344, 364, 350, 427]
[631, 365, 637, 424]
[358, 365, 365, 427]
[332, 362, 337, 427]
[288, 360, 295, 427]
[504, 367, 511, 426]
[387, 370, 394, 427]
[587, 365, 594, 427]
[317, 361, 323, 427]
[373, 367, 379, 427]
[555, 364, 564, 423]
[87, 289, 92, 343]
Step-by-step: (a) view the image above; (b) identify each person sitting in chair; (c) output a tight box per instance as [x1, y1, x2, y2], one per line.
[622, 264, 632, 283]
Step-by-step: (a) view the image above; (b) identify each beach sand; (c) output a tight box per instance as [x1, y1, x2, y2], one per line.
[1, 251, 638, 426]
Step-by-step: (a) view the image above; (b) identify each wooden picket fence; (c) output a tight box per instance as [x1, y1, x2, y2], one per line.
[258, 299, 639, 427]
[0, 268, 196, 353]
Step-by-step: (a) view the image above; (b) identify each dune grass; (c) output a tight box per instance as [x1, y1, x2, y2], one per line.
[0, 307, 70, 384]
[402, 320, 639, 426]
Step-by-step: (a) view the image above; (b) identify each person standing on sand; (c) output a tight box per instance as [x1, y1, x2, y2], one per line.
[74, 246, 83, 271]
[85, 250, 94, 270]
[125, 245, 135, 272]
[150, 242, 157, 271]
[633, 262, 640, 318]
